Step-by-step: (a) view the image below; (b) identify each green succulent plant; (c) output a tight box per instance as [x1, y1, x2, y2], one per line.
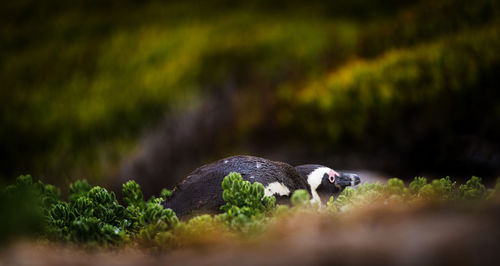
[217, 172, 276, 234]
[1, 173, 497, 248]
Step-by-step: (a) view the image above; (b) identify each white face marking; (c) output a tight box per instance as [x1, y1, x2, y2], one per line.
[224, 160, 228, 164]
[256, 162, 262, 169]
[249, 176, 255, 179]
[264, 182, 291, 197]
[306, 167, 332, 204]
[348, 174, 359, 187]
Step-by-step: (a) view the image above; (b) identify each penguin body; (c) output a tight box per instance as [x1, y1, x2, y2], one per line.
[164, 155, 359, 218]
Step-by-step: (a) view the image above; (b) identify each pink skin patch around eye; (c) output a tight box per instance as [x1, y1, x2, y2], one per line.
[328, 170, 337, 183]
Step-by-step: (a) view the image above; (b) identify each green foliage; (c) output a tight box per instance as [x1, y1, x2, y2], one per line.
[171, 214, 225, 247]
[327, 176, 493, 212]
[217, 172, 276, 234]
[47, 184, 130, 246]
[220, 172, 276, 215]
[122, 180, 145, 209]
[419, 177, 456, 200]
[0, 175, 58, 243]
[458, 176, 487, 200]
[330, 182, 386, 210]
[0, 176, 180, 247]
[385, 178, 407, 195]
[69, 180, 91, 203]
[1, 173, 497, 249]
[160, 189, 173, 201]
[137, 200, 179, 244]
[409, 177, 427, 194]
[329, 187, 357, 211]
[176, 215, 216, 238]
[291, 189, 310, 206]
[273, 204, 291, 216]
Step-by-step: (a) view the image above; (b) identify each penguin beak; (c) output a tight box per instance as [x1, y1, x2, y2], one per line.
[349, 174, 361, 186]
[338, 173, 361, 187]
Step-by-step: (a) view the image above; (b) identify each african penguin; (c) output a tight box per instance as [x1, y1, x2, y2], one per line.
[164, 155, 360, 218]
[294, 164, 361, 204]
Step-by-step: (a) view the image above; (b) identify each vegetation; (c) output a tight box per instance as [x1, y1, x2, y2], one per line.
[1, 172, 499, 248]
[281, 25, 500, 146]
[2, 0, 499, 184]
[2, 1, 499, 263]
[328, 176, 496, 212]
[216, 172, 276, 234]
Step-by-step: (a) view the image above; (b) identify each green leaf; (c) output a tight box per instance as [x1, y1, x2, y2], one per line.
[123, 180, 145, 208]
[459, 176, 487, 200]
[291, 189, 310, 206]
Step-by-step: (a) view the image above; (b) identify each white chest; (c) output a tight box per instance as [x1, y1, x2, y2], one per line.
[264, 182, 291, 197]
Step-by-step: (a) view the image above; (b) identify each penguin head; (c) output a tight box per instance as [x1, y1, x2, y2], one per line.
[330, 171, 361, 189]
[295, 165, 361, 197]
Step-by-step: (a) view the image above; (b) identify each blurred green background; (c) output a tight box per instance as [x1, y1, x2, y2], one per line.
[1, 0, 499, 193]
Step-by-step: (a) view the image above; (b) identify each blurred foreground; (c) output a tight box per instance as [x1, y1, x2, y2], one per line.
[2, 199, 499, 266]
[1, 174, 500, 265]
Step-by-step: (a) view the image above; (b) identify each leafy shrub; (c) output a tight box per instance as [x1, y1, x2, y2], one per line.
[327, 176, 496, 213]
[171, 214, 228, 248]
[216, 172, 276, 234]
[458, 176, 487, 200]
[291, 189, 310, 206]
[160, 188, 173, 201]
[0, 175, 59, 243]
[329, 186, 357, 211]
[0, 177, 180, 247]
[137, 200, 179, 245]
[220, 172, 275, 214]
[69, 180, 92, 203]
[47, 185, 130, 246]
[1, 173, 498, 248]
[384, 178, 408, 197]
[409, 177, 427, 194]
[122, 180, 145, 209]
[418, 177, 457, 200]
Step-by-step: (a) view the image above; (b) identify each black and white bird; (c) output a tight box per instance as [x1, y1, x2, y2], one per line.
[164, 155, 360, 217]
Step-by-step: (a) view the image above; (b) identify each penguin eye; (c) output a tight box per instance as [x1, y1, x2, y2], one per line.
[328, 169, 337, 183]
